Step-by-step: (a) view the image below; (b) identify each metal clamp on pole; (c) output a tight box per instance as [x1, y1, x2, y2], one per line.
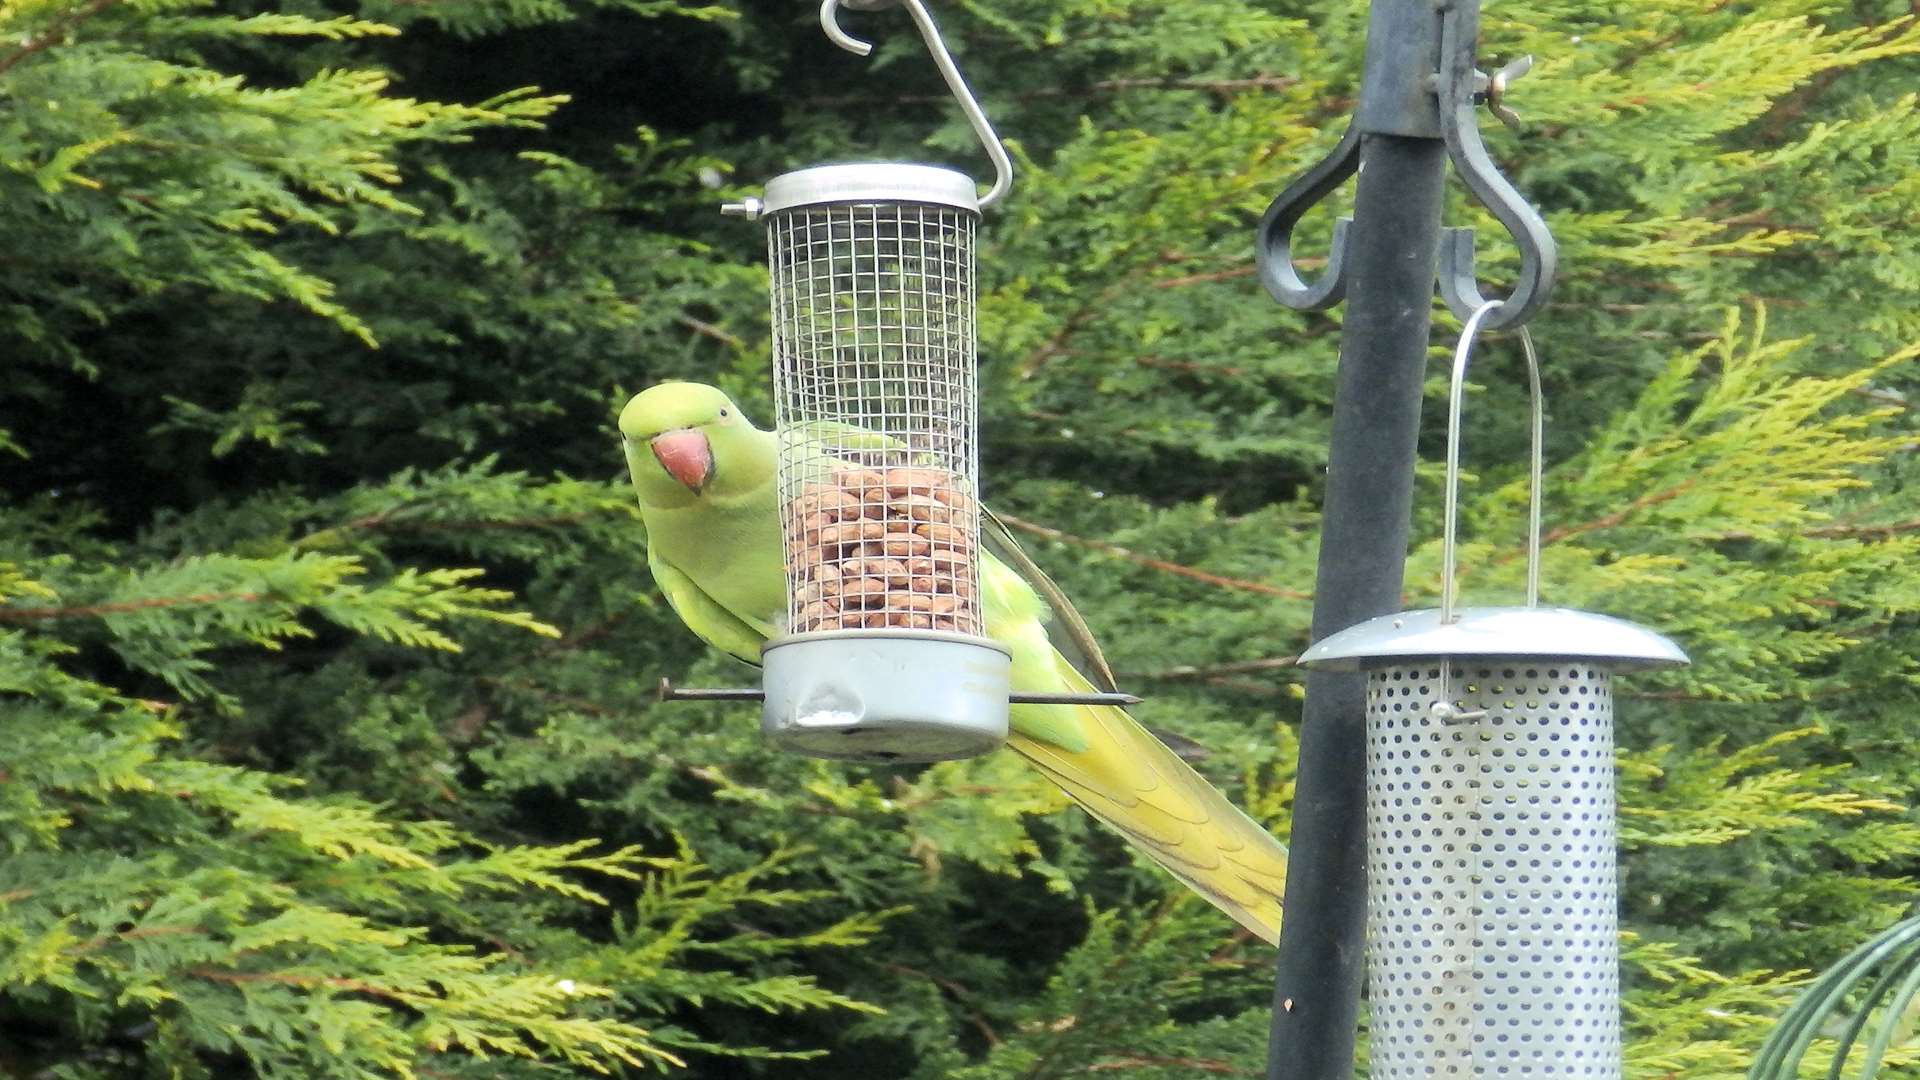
[1255, 0, 1556, 331]
[1431, 0, 1557, 328]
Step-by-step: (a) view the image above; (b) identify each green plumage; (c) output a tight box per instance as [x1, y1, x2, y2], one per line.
[620, 382, 1289, 942]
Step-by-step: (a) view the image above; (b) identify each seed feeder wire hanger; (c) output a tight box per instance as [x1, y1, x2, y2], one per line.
[819, 0, 1014, 209]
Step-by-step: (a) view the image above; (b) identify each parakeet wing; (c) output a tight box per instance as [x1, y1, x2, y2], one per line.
[980, 507, 1118, 694]
[646, 546, 772, 666]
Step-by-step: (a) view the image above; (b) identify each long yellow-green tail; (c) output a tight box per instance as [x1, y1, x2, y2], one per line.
[979, 525, 1288, 943]
[1007, 689, 1288, 943]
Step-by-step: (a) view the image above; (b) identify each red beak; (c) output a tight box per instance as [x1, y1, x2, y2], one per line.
[650, 429, 714, 493]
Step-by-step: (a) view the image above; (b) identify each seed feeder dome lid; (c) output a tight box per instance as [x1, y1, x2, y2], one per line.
[1298, 605, 1689, 672]
[762, 163, 981, 214]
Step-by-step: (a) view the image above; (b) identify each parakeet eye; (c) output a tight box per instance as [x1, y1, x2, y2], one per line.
[718, 408, 730, 419]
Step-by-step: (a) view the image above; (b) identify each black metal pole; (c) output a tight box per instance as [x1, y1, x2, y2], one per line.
[1264, 3, 1450, 1074]
[1265, 131, 1447, 1079]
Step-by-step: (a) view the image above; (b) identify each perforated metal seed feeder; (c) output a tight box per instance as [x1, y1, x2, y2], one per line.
[722, 0, 1015, 763]
[1298, 304, 1689, 1079]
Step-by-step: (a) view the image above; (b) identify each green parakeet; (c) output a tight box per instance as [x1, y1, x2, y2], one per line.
[620, 381, 1288, 943]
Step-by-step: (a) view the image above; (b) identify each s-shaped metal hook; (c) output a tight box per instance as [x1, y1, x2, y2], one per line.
[822, 0, 1015, 208]
[1256, 0, 1555, 329]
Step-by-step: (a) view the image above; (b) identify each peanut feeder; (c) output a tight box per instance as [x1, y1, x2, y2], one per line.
[723, 0, 1016, 763]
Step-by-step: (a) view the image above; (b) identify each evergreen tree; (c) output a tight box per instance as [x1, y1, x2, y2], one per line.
[3, 0, 1919, 1075]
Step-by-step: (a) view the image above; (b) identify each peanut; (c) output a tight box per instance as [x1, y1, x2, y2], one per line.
[817, 520, 886, 547]
[891, 591, 958, 614]
[833, 467, 887, 492]
[792, 488, 860, 521]
[842, 557, 909, 587]
[915, 521, 966, 548]
[882, 466, 952, 495]
[926, 547, 972, 570]
[839, 577, 889, 607]
[882, 534, 933, 558]
[891, 493, 953, 524]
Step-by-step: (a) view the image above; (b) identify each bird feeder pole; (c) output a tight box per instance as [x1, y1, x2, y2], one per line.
[1256, 0, 1556, 1076]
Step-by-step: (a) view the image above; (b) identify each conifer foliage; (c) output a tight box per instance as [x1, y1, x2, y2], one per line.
[3, 0, 1919, 1076]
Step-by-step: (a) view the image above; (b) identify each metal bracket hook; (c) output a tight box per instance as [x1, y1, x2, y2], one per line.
[1434, 1, 1556, 329]
[1254, 121, 1360, 310]
[821, 0, 1015, 208]
[1256, 0, 1556, 331]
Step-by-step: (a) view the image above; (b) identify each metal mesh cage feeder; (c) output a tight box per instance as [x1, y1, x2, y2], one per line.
[1297, 305, 1689, 1079]
[724, 0, 1017, 763]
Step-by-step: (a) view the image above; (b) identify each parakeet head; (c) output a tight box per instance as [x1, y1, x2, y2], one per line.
[619, 382, 771, 506]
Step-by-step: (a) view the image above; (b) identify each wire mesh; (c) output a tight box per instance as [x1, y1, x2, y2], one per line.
[1365, 661, 1621, 1078]
[767, 200, 982, 637]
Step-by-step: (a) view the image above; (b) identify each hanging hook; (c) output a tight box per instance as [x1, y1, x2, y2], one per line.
[1254, 121, 1361, 310]
[821, 0, 1015, 208]
[1433, 0, 1557, 330]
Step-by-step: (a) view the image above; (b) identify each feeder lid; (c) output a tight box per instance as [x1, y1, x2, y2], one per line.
[761, 163, 980, 214]
[1297, 606, 1689, 673]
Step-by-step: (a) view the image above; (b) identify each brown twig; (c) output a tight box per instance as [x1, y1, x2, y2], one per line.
[1536, 479, 1697, 546]
[1148, 265, 1265, 289]
[674, 315, 744, 350]
[0, 0, 121, 77]
[1799, 517, 1920, 539]
[476, 676, 616, 717]
[548, 613, 629, 651]
[995, 514, 1311, 601]
[0, 591, 264, 623]
[1086, 1056, 1257, 1075]
[1133, 356, 1252, 378]
[189, 967, 415, 1004]
[1850, 385, 1910, 410]
[1607, 2, 1735, 76]
[74, 925, 205, 953]
[1122, 656, 1300, 681]
[1709, 516, 1920, 542]
[882, 964, 1001, 1047]
[807, 75, 1301, 108]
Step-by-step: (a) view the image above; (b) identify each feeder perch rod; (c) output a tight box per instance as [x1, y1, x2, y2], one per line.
[656, 678, 1140, 708]
[1253, 0, 1557, 1076]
